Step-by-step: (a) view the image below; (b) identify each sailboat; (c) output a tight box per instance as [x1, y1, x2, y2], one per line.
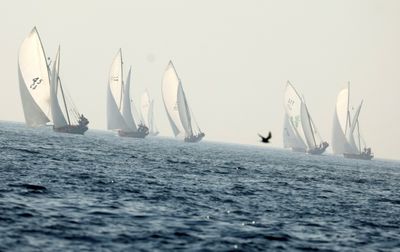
[283, 81, 329, 154]
[141, 90, 159, 136]
[331, 83, 373, 160]
[107, 49, 148, 138]
[161, 61, 205, 143]
[18, 27, 89, 134]
[50, 48, 89, 134]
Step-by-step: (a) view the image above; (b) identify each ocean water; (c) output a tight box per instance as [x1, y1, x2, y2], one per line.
[0, 121, 399, 251]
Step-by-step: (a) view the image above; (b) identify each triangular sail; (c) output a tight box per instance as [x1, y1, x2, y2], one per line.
[177, 83, 193, 137]
[161, 61, 184, 136]
[141, 90, 151, 128]
[148, 100, 159, 134]
[107, 49, 128, 130]
[300, 102, 317, 149]
[18, 27, 51, 126]
[283, 114, 307, 150]
[131, 99, 143, 126]
[121, 67, 137, 131]
[50, 47, 68, 128]
[141, 91, 158, 135]
[348, 101, 363, 153]
[331, 86, 357, 154]
[284, 82, 307, 149]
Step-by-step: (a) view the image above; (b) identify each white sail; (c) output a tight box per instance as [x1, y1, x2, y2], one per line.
[148, 100, 159, 134]
[177, 83, 193, 137]
[161, 61, 184, 136]
[141, 90, 151, 127]
[284, 82, 307, 149]
[283, 114, 307, 150]
[107, 49, 128, 130]
[121, 67, 137, 131]
[300, 102, 317, 149]
[141, 91, 158, 135]
[331, 87, 356, 154]
[131, 98, 143, 126]
[50, 47, 68, 128]
[348, 101, 363, 153]
[18, 27, 51, 126]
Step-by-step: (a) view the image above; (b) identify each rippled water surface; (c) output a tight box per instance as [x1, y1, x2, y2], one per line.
[1, 122, 399, 251]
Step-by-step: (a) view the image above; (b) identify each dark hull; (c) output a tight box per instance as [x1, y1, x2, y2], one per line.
[308, 146, 329, 155]
[184, 135, 204, 143]
[53, 125, 88, 135]
[344, 153, 374, 160]
[118, 130, 148, 138]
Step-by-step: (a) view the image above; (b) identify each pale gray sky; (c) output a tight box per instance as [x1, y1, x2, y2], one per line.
[1, 0, 399, 160]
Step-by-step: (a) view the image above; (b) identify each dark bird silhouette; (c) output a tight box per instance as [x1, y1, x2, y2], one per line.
[258, 132, 272, 143]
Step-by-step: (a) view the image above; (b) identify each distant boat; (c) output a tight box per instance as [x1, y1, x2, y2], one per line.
[107, 49, 148, 138]
[161, 61, 204, 142]
[141, 90, 159, 136]
[283, 81, 329, 154]
[331, 83, 373, 160]
[18, 27, 88, 134]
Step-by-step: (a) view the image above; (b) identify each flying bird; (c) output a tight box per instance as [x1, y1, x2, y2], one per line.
[258, 132, 272, 143]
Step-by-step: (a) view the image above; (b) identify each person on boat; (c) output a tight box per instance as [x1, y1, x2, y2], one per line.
[138, 123, 149, 135]
[78, 114, 89, 126]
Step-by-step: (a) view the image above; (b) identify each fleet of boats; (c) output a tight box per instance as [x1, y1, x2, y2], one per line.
[107, 49, 149, 138]
[17, 27, 374, 159]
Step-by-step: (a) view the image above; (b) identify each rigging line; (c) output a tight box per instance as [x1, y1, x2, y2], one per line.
[58, 76, 80, 121]
[58, 74, 79, 114]
[358, 121, 367, 148]
[66, 89, 80, 119]
[57, 77, 71, 125]
[188, 105, 201, 133]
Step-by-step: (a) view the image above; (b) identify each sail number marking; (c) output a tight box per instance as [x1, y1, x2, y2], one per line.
[30, 77, 43, 90]
[287, 98, 295, 111]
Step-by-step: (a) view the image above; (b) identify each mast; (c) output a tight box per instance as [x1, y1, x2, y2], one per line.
[58, 77, 71, 125]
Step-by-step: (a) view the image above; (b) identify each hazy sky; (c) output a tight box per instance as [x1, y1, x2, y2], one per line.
[1, 0, 399, 160]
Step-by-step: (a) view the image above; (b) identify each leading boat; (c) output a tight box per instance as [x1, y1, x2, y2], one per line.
[331, 83, 373, 160]
[49, 47, 89, 134]
[283, 81, 329, 154]
[107, 49, 148, 138]
[18, 27, 88, 134]
[161, 61, 204, 143]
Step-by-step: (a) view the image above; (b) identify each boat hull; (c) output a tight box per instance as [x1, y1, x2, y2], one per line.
[118, 130, 148, 138]
[184, 134, 205, 143]
[308, 143, 329, 155]
[343, 153, 374, 160]
[53, 125, 88, 135]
